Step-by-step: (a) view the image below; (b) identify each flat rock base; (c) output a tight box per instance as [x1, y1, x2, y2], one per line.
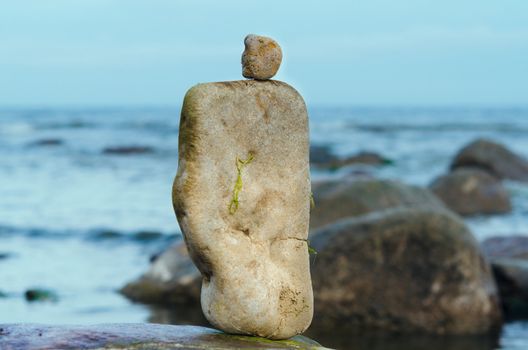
[0, 323, 327, 350]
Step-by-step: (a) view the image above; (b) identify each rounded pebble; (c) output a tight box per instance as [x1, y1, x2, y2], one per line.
[241, 34, 282, 80]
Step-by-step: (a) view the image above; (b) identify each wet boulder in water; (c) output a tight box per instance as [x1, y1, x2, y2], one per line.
[482, 236, 528, 318]
[120, 241, 201, 307]
[102, 145, 155, 155]
[309, 144, 338, 165]
[309, 208, 502, 335]
[29, 138, 64, 147]
[24, 288, 58, 302]
[429, 167, 511, 216]
[451, 138, 528, 182]
[482, 236, 528, 260]
[310, 179, 445, 231]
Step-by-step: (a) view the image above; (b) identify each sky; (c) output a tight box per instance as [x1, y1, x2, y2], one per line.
[1, 0, 528, 107]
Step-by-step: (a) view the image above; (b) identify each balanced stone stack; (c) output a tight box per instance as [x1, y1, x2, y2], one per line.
[172, 35, 313, 339]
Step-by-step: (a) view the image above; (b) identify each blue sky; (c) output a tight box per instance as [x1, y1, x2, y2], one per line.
[1, 0, 527, 107]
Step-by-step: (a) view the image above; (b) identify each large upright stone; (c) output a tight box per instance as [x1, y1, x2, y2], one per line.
[173, 80, 313, 339]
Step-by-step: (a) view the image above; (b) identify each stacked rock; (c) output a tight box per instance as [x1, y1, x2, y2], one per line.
[242, 34, 282, 80]
[172, 35, 312, 340]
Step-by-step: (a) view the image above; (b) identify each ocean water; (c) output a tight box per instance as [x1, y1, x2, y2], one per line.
[1, 107, 528, 349]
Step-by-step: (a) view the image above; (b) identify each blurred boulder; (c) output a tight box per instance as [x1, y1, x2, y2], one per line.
[429, 167, 511, 216]
[482, 236, 528, 318]
[309, 144, 338, 165]
[24, 288, 58, 302]
[0, 252, 14, 260]
[309, 208, 502, 335]
[28, 138, 64, 147]
[120, 241, 201, 307]
[319, 151, 393, 170]
[102, 145, 155, 155]
[310, 179, 445, 230]
[451, 138, 528, 182]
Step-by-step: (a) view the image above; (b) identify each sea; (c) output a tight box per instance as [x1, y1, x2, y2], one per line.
[1, 107, 527, 349]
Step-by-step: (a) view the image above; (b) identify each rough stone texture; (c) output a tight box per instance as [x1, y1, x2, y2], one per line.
[120, 241, 201, 307]
[429, 167, 511, 216]
[309, 208, 502, 335]
[482, 236, 528, 318]
[310, 179, 445, 231]
[242, 34, 282, 80]
[173, 80, 313, 339]
[451, 138, 528, 182]
[0, 324, 327, 350]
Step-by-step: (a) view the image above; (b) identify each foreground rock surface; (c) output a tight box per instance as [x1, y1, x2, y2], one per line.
[0, 324, 326, 350]
[310, 179, 445, 230]
[429, 167, 511, 216]
[451, 138, 528, 182]
[173, 80, 313, 339]
[310, 208, 502, 335]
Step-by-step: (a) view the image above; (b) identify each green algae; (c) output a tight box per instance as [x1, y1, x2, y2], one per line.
[310, 192, 315, 209]
[228, 152, 254, 214]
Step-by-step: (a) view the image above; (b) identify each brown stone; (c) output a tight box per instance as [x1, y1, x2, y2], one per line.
[451, 138, 528, 182]
[310, 179, 445, 231]
[430, 167, 511, 216]
[310, 208, 502, 335]
[242, 34, 282, 80]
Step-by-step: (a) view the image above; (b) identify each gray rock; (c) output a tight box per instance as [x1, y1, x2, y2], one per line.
[103, 145, 155, 155]
[309, 145, 338, 165]
[24, 288, 59, 303]
[242, 34, 282, 80]
[120, 241, 201, 306]
[489, 258, 528, 318]
[451, 138, 528, 182]
[482, 236, 528, 318]
[482, 236, 528, 259]
[429, 167, 511, 216]
[310, 179, 445, 231]
[0, 324, 327, 350]
[309, 208, 502, 335]
[173, 80, 313, 339]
